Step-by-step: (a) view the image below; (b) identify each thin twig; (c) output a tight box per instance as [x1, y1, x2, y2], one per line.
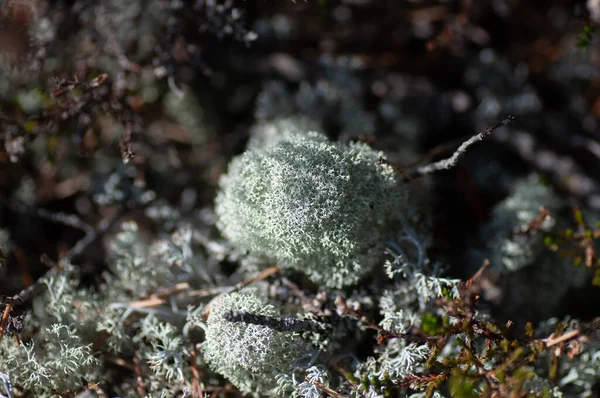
[184, 286, 231, 298]
[306, 378, 345, 398]
[415, 115, 515, 175]
[127, 282, 190, 309]
[11, 212, 121, 305]
[0, 303, 12, 343]
[7, 202, 94, 235]
[235, 265, 281, 291]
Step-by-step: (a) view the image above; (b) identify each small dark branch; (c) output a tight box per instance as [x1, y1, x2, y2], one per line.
[225, 311, 326, 333]
[50, 73, 108, 98]
[11, 212, 121, 305]
[13, 246, 32, 288]
[415, 115, 515, 175]
[549, 346, 561, 384]
[280, 277, 308, 301]
[61, 213, 117, 265]
[465, 259, 490, 290]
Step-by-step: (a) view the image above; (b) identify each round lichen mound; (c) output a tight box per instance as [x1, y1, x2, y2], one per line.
[215, 132, 408, 288]
[203, 290, 305, 396]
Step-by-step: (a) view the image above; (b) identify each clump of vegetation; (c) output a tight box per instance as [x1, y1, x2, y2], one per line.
[215, 131, 408, 288]
[201, 289, 312, 396]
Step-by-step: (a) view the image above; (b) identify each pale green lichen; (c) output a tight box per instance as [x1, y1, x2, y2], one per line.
[215, 132, 408, 288]
[203, 290, 307, 396]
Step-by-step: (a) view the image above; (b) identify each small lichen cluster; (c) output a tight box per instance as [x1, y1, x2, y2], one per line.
[482, 174, 560, 272]
[351, 231, 460, 396]
[202, 289, 309, 396]
[215, 131, 408, 288]
[0, 324, 99, 396]
[0, 219, 208, 397]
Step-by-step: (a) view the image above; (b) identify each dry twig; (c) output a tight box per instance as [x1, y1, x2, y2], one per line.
[416, 115, 515, 175]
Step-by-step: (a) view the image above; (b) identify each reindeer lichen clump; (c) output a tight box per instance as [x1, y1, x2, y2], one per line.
[215, 131, 408, 288]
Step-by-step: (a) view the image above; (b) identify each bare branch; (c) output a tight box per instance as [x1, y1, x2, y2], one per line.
[11, 212, 122, 305]
[415, 115, 515, 175]
[305, 378, 345, 398]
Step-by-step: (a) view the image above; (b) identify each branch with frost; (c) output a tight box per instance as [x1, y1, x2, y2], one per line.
[415, 115, 515, 175]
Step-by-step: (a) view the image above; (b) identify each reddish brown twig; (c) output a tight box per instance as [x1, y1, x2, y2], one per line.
[0, 301, 12, 343]
[133, 354, 147, 397]
[189, 345, 204, 398]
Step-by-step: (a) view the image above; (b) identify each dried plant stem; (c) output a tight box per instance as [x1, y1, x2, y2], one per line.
[0, 303, 12, 343]
[415, 115, 515, 175]
[306, 378, 345, 398]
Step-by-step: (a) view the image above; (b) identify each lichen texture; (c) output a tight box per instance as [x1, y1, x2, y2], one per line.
[203, 290, 305, 396]
[215, 132, 408, 287]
